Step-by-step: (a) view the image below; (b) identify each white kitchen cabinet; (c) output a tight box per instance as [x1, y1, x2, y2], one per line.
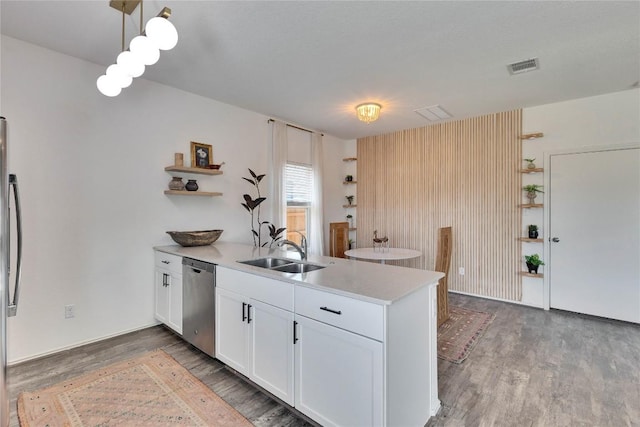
[154, 252, 182, 334]
[215, 287, 250, 373]
[215, 267, 295, 405]
[214, 264, 439, 426]
[295, 283, 439, 426]
[294, 314, 383, 427]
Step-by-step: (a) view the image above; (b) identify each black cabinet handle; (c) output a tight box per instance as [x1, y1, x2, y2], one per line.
[247, 304, 253, 323]
[161, 260, 170, 264]
[242, 302, 247, 322]
[320, 306, 342, 315]
[162, 273, 169, 287]
[293, 321, 298, 344]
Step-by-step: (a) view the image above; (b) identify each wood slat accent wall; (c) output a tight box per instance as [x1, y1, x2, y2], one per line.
[357, 110, 523, 301]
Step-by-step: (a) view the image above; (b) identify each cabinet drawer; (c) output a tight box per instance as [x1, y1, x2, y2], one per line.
[154, 251, 182, 274]
[295, 286, 384, 341]
[217, 267, 293, 311]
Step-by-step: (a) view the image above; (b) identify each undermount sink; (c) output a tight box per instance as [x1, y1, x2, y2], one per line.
[238, 257, 293, 269]
[272, 263, 325, 274]
[237, 257, 325, 274]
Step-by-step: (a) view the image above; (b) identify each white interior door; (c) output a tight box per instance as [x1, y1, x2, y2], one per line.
[549, 148, 640, 323]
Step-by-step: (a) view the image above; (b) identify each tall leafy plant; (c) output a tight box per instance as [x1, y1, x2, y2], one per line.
[241, 169, 286, 247]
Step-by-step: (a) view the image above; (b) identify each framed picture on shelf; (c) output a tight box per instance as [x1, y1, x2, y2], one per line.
[190, 141, 213, 168]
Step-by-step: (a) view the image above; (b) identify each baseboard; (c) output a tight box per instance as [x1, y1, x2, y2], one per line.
[448, 290, 544, 309]
[8, 321, 161, 366]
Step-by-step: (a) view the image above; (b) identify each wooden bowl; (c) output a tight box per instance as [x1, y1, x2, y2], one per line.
[166, 230, 223, 247]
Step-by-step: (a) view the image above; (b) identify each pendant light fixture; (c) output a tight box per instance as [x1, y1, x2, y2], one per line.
[97, 0, 178, 97]
[356, 103, 382, 123]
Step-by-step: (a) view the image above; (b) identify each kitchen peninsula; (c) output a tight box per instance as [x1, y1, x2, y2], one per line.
[154, 242, 443, 426]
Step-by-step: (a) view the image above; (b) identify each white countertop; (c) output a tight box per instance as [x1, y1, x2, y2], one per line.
[154, 242, 443, 305]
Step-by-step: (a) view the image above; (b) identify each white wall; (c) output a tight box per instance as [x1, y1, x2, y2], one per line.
[1, 36, 349, 362]
[322, 137, 356, 252]
[521, 88, 640, 307]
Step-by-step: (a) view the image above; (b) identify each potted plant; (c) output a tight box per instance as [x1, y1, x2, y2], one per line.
[346, 214, 353, 227]
[524, 254, 545, 274]
[524, 158, 536, 169]
[528, 224, 539, 239]
[345, 175, 353, 182]
[348, 239, 354, 250]
[523, 184, 544, 203]
[346, 195, 354, 205]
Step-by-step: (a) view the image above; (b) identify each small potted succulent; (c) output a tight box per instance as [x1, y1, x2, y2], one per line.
[345, 175, 354, 182]
[524, 158, 536, 169]
[346, 214, 353, 227]
[524, 254, 545, 274]
[523, 184, 544, 203]
[528, 224, 539, 239]
[346, 195, 354, 205]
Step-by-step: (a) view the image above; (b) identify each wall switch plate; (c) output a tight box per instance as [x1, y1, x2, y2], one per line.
[65, 304, 75, 319]
[459, 267, 465, 275]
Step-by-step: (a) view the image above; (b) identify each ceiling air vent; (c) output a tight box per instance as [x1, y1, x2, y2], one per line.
[507, 58, 540, 75]
[414, 105, 452, 121]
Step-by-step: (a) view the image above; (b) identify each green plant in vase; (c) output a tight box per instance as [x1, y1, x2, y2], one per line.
[346, 195, 354, 205]
[528, 224, 539, 239]
[241, 168, 286, 247]
[523, 184, 544, 203]
[524, 254, 545, 274]
[524, 158, 536, 169]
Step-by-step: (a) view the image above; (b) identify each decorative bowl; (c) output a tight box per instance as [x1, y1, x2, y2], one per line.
[205, 163, 223, 170]
[166, 229, 223, 247]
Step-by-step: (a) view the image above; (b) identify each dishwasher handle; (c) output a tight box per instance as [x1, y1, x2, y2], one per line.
[182, 257, 215, 273]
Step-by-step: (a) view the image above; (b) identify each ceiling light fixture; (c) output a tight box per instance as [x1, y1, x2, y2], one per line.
[355, 103, 382, 123]
[97, 1, 178, 97]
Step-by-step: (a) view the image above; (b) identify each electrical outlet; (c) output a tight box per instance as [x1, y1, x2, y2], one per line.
[65, 304, 75, 319]
[459, 267, 465, 275]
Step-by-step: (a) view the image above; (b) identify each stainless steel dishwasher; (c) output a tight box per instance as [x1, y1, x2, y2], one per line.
[182, 257, 216, 357]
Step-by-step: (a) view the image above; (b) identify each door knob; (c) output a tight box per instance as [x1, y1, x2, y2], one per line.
[551, 237, 560, 242]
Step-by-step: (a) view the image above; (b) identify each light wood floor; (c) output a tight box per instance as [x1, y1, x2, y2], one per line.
[8, 293, 640, 426]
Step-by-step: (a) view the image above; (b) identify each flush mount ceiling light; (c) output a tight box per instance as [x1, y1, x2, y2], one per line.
[356, 103, 382, 123]
[97, 0, 178, 97]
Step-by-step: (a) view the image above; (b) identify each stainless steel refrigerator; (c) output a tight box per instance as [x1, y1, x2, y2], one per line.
[0, 117, 23, 427]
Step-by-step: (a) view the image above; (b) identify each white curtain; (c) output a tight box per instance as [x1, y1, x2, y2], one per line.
[270, 120, 288, 232]
[309, 132, 325, 255]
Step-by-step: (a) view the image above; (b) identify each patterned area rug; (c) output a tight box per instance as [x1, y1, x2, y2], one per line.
[438, 305, 495, 364]
[17, 349, 253, 427]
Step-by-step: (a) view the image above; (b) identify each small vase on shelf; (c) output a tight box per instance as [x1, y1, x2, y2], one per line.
[168, 177, 185, 191]
[185, 179, 199, 191]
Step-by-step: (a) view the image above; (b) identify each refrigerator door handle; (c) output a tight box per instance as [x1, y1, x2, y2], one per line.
[8, 174, 21, 317]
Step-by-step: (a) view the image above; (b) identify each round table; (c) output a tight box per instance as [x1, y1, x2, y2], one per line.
[344, 247, 422, 264]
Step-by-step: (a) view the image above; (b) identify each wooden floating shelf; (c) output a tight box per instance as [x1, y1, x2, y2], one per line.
[519, 203, 543, 209]
[519, 132, 544, 140]
[520, 168, 544, 174]
[349, 227, 357, 231]
[343, 181, 357, 185]
[343, 157, 357, 162]
[343, 204, 357, 208]
[164, 190, 223, 197]
[518, 238, 543, 243]
[165, 166, 223, 176]
[520, 271, 544, 278]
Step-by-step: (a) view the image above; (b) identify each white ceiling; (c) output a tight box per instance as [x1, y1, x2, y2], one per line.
[1, 1, 639, 139]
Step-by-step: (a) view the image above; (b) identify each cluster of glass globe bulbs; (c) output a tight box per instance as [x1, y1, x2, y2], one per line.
[96, 16, 178, 97]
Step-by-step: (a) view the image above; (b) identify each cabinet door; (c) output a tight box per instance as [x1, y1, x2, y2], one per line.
[295, 315, 383, 427]
[249, 299, 295, 406]
[215, 287, 249, 374]
[167, 272, 182, 334]
[154, 268, 171, 325]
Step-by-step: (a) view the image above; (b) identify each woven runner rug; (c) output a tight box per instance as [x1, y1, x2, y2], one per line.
[17, 349, 253, 427]
[438, 305, 495, 364]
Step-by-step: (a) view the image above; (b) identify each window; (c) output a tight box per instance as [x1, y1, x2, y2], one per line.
[285, 162, 312, 246]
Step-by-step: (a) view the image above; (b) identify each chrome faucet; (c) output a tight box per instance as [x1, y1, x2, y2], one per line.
[279, 232, 308, 261]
